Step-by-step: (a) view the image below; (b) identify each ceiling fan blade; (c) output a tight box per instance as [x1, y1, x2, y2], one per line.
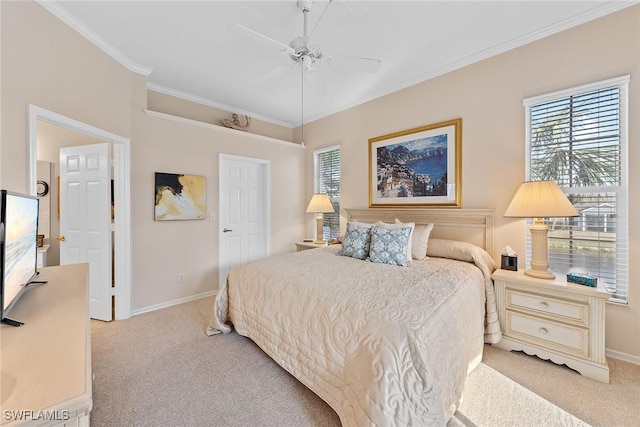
[333, 54, 382, 73]
[250, 63, 295, 84]
[308, 0, 333, 40]
[228, 24, 295, 55]
[308, 0, 352, 40]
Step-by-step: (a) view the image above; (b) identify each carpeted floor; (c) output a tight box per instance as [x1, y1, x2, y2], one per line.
[90, 296, 639, 426]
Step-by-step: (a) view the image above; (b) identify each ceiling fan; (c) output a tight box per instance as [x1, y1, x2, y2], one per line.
[230, 0, 382, 90]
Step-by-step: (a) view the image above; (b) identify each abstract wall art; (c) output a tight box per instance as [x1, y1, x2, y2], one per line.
[154, 172, 206, 221]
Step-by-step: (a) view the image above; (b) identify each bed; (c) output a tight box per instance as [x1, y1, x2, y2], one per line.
[207, 208, 501, 426]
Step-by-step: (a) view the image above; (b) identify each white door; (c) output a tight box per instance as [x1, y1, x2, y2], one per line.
[219, 155, 270, 285]
[60, 143, 112, 321]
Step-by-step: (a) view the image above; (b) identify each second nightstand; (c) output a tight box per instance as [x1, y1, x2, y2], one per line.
[492, 268, 610, 383]
[295, 241, 327, 252]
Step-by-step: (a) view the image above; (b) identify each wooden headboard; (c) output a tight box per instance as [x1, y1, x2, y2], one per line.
[344, 208, 495, 257]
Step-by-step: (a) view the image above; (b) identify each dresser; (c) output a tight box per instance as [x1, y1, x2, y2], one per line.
[1, 263, 92, 425]
[492, 268, 609, 383]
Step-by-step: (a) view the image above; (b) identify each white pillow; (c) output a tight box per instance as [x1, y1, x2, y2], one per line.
[398, 220, 434, 260]
[375, 220, 414, 263]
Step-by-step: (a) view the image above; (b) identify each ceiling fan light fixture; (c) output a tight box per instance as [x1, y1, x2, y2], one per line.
[301, 55, 314, 73]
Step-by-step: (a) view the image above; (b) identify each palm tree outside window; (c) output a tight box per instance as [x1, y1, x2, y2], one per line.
[524, 76, 629, 302]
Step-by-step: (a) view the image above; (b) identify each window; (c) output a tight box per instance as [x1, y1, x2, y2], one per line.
[313, 145, 341, 239]
[524, 76, 629, 302]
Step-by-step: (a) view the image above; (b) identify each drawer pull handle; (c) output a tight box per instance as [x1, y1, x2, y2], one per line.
[539, 301, 549, 309]
[539, 327, 548, 335]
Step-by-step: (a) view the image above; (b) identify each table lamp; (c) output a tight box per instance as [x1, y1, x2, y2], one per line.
[306, 194, 334, 244]
[504, 181, 578, 279]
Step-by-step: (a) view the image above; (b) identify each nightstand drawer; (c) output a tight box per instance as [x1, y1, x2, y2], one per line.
[506, 289, 588, 327]
[506, 310, 589, 358]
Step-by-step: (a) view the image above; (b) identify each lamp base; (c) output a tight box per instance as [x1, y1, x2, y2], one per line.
[314, 214, 325, 245]
[524, 268, 555, 280]
[527, 218, 555, 280]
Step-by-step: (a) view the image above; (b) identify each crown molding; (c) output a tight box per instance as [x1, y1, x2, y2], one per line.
[37, 0, 152, 76]
[146, 83, 294, 129]
[301, 1, 638, 126]
[37, 0, 637, 128]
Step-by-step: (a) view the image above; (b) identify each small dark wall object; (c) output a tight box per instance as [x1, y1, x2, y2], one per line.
[501, 255, 518, 271]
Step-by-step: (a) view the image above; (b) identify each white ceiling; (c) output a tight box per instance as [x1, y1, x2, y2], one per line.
[49, 1, 634, 128]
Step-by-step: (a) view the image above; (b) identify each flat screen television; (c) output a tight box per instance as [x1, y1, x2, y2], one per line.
[0, 189, 41, 327]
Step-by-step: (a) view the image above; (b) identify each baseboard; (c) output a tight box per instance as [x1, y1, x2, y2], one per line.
[131, 290, 217, 316]
[606, 348, 640, 365]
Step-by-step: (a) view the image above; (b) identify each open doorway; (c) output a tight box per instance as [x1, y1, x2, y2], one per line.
[28, 105, 132, 320]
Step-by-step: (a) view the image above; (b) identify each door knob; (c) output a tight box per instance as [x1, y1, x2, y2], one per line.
[222, 228, 233, 233]
[57, 235, 66, 241]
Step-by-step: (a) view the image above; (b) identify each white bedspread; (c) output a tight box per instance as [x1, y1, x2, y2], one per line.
[208, 246, 496, 426]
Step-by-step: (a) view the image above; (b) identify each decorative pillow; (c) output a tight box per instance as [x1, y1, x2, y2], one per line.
[394, 219, 434, 260]
[336, 222, 373, 260]
[368, 225, 412, 267]
[375, 220, 415, 263]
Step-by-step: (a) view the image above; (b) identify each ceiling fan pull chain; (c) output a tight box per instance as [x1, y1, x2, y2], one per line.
[301, 59, 304, 144]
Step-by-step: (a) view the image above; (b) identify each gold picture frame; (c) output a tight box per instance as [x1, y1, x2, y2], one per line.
[369, 118, 462, 208]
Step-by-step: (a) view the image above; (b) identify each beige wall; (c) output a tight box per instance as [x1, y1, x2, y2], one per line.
[2, 2, 638, 358]
[1, 1, 306, 313]
[147, 90, 294, 143]
[1, 1, 133, 192]
[130, 111, 305, 309]
[301, 6, 640, 358]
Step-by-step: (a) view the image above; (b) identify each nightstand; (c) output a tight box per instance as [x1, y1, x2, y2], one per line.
[492, 269, 610, 383]
[295, 241, 327, 251]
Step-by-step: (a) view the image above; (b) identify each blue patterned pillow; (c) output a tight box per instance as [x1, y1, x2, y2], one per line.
[368, 225, 412, 266]
[336, 222, 372, 260]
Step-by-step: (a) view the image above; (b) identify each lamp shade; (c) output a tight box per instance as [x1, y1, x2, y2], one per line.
[306, 194, 334, 213]
[504, 181, 578, 218]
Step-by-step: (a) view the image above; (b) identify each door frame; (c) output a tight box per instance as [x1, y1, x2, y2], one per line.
[28, 104, 132, 320]
[218, 154, 271, 286]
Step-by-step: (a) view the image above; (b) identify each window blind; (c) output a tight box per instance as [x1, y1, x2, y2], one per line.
[314, 146, 341, 239]
[524, 76, 629, 303]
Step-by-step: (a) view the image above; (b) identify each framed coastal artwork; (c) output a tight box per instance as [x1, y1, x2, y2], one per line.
[368, 118, 462, 208]
[154, 172, 206, 221]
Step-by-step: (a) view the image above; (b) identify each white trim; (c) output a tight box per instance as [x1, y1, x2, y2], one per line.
[605, 348, 640, 366]
[36, 1, 152, 76]
[218, 154, 271, 286]
[147, 83, 293, 129]
[144, 109, 303, 149]
[38, 1, 634, 127]
[313, 144, 341, 156]
[131, 290, 217, 317]
[302, 4, 636, 126]
[523, 76, 630, 302]
[523, 75, 630, 106]
[28, 104, 132, 320]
